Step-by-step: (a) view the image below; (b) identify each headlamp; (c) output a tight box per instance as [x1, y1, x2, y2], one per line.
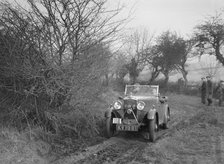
[137, 101, 145, 110]
[113, 100, 122, 110]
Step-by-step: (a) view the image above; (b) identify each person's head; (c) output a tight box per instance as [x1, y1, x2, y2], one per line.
[206, 76, 211, 81]
[201, 77, 206, 82]
[220, 80, 224, 87]
[134, 83, 140, 90]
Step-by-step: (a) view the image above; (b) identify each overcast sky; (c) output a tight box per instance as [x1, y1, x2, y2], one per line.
[8, 0, 224, 38]
[111, 0, 224, 38]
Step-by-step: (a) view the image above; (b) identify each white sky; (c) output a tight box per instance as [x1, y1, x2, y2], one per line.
[110, 0, 224, 38]
[7, 0, 224, 38]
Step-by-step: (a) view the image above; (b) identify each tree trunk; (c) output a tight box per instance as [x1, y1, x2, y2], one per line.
[130, 75, 136, 85]
[149, 70, 160, 84]
[182, 69, 188, 87]
[215, 44, 224, 66]
[164, 72, 169, 91]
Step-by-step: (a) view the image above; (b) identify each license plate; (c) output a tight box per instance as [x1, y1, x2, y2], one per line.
[112, 118, 122, 124]
[116, 125, 138, 131]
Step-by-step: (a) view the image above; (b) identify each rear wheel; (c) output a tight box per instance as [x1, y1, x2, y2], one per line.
[148, 116, 158, 142]
[106, 117, 115, 138]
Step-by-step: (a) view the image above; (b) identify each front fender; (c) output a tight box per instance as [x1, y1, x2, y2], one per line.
[105, 107, 113, 118]
[163, 104, 169, 122]
[147, 108, 156, 120]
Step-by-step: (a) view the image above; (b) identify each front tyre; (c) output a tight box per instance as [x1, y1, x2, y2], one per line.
[148, 117, 157, 142]
[163, 108, 170, 129]
[106, 117, 115, 138]
[167, 108, 171, 121]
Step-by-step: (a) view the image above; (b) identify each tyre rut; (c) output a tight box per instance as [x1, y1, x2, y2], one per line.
[55, 95, 206, 164]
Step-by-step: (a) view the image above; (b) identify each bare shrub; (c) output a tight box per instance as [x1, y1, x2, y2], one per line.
[0, 0, 126, 153]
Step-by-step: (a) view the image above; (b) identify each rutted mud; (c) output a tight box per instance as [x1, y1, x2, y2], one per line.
[55, 94, 224, 164]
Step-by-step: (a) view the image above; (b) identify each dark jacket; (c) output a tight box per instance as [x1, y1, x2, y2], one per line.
[207, 80, 213, 96]
[215, 84, 224, 96]
[201, 81, 207, 93]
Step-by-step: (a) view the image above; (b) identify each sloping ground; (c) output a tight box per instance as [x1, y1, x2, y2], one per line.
[0, 128, 49, 164]
[55, 94, 224, 164]
[143, 107, 224, 164]
[0, 88, 120, 164]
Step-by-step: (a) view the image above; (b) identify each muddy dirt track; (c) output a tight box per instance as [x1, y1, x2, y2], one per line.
[55, 94, 224, 164]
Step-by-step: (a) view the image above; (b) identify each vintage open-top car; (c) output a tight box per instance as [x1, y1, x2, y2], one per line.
[105, 85, 170, 142]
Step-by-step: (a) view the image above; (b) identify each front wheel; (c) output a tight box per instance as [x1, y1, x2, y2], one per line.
[163, 108, 170, 129]
[167, 108, 171, 121]
[148, 116, 157, 142]
[106, 117, 115, 138]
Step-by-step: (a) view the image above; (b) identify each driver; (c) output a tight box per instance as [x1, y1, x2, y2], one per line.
[133, 83, 140, 94]
[152, 88, 157, 95]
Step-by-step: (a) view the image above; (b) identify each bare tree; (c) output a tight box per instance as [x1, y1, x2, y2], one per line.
[109, 52, 128, 80]
[199, 54, 221, 78]
[0, 0, 127, 112]
[141, 45, 161, 83]
[195, 12, 224, 66]
[154, 31, 185, 88]
[175, 38, 195, 85]
[123, 29, 154, 84]
[21, 0, 126, 67]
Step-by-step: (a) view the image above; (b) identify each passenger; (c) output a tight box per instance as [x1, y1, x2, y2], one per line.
[200, 77, 207, 104]
[206, 76, 213, 106]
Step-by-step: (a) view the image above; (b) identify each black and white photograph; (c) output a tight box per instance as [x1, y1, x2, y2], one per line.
[0, 0, 224, 163]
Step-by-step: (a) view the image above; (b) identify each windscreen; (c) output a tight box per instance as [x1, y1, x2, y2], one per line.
[125, 85, 159, 97]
